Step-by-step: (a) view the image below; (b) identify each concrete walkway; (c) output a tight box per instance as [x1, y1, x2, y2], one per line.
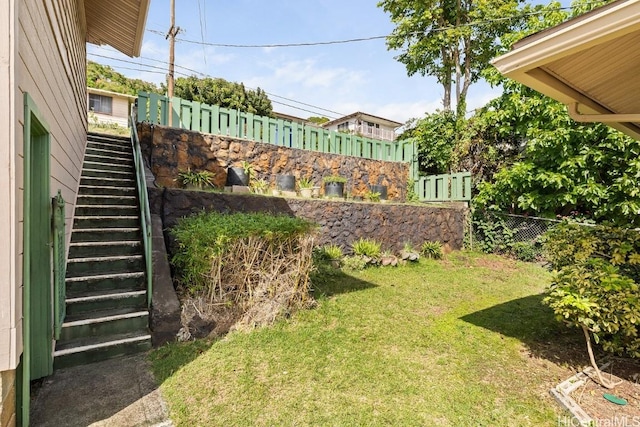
[30, 354, 172, 427]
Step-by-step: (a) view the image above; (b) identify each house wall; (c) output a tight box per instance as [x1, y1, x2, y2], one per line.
[0, 1, 16, 424]
[88, 94, 131, 128]
[0, 0, 87, 377]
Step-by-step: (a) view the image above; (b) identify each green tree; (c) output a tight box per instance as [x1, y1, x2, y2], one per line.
[87, 61, 160, 95]
[170, 76, 273, 116]
[378, 0, 523, 115]
[473, 0, 640, 226]
[307, 116, 330, 125]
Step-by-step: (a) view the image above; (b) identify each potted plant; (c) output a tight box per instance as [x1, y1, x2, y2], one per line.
[298, 177, 314, 198]
[176, 168, 214, 190]
[276, 174, 296, 192]
[323, 175, 347, 198]
[370, 184, 388, 201]
[226, 161, 253, 186]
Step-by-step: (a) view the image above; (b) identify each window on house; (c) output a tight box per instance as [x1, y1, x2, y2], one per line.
[337, 122, 349, 131]
[88, 94, 113, 115]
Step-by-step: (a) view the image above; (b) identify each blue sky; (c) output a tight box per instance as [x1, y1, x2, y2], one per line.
[87, 0, 504, 124]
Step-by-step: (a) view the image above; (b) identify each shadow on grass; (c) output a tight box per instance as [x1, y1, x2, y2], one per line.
[311, 264, 378, 298]
[150, 264, 377, 384]
[460, 294, 588, 368]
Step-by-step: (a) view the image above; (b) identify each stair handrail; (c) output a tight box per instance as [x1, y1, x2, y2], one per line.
[129, 111, 153, 309]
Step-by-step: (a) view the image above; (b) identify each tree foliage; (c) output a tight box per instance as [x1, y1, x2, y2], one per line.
[87, 61, 161, 96]
[473, 0, 640, 227]
[307, 116, 330, 125]
[170, 76, 273, 116]
[378, 0, 523, 114]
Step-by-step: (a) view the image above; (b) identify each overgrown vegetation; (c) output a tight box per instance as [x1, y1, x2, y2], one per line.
[171, 211, 317, 330]
[543, 223, 640, 386]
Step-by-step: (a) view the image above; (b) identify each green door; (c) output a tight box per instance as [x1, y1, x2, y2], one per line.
[26, 119, 52, 379]
[19, 93, 52, 426]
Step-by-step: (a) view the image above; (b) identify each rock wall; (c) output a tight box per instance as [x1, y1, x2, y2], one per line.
[138, 123, 409, 201]
[149, 188, 467, 255]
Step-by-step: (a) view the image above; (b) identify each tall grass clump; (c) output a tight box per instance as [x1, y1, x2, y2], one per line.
[171, 211, 317, 329]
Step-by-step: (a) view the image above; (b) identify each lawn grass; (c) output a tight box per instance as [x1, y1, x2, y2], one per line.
[150, 251, 584, 426]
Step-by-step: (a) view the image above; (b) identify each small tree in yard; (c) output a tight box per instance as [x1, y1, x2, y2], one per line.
[543, 223, 640, 388]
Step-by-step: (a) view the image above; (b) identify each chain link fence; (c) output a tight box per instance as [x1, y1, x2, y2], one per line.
[469, 211, 562, 261]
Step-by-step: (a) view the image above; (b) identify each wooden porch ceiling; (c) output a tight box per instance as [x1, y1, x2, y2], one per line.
[85, 0, 150, 57]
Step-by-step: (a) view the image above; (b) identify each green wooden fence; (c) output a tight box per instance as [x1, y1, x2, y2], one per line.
[137, 92, 419, 180]
[415, 172, 472, 202]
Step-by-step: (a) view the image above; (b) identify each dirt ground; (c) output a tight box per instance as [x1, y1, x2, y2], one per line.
[569, 358, 640, 423]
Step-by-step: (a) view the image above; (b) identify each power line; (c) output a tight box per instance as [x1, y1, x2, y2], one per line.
[87, 51, 346, 117]
[144, 3, 594, 49]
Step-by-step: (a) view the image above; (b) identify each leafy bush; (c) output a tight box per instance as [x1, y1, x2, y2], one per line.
[321, 244, 343, 260]
[544, 260, 640, 358]
[543, 222, 640, 360]
[421, 241, 443, 260]
[472, 210, 515, 254]
[341, 255, 369, 271]
[351, 238, 382, 258]
[510, 241, 538, 263]
[177, 168, 214, 188]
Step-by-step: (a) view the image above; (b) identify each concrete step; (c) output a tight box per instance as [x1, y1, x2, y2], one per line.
[80, 176, 136, 188]
[53, 331, 151, 370]
[65, 289, 147, 317]
[81, 168, 133, 180]
[65, 271, 145, 295]
[76, 194, 138, 206]
[84, 152, 133, 165]
[58, 307, 149, 342]
[66, 254, 145, 278]
[78, 185, 137, 197]
[82, 157, 133, 173]
[68, 241, 142, 258]
[73, 215, 140, 229]
[74, 204, 139, 217]
[70, 227, 141, 243]
[85, 146, 132, 161]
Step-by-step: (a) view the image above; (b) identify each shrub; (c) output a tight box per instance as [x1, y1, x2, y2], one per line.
[510, 241, 538, 263]
[421, 241, 443, 260]
[321, 244, 343, 260]
[542, 222, 640, 384]
[351, 238, 382, 258]
[472, 210, 515, 254]
[341, 255, 369, 271]
[177, 168, 214, 188]
[171, 211, 318, 328]
[544, 259, 640, 358]
[365, 191, 381, 202]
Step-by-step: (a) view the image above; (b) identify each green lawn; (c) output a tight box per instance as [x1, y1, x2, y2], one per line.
[150, 252, 584, 426]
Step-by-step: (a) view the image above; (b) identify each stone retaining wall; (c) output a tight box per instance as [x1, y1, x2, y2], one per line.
[138, 123, 409, 201]
[149, 188, 467, 254]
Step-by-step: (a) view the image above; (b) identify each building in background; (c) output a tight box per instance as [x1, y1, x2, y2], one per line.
[87, 87, 136, 128]
[322, 112, 402, 142]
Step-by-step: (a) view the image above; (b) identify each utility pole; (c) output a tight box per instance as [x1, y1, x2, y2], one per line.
[166, 0, 180, 126]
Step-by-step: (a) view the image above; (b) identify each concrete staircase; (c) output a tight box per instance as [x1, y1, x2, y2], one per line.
[54, 132, 151, 369]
